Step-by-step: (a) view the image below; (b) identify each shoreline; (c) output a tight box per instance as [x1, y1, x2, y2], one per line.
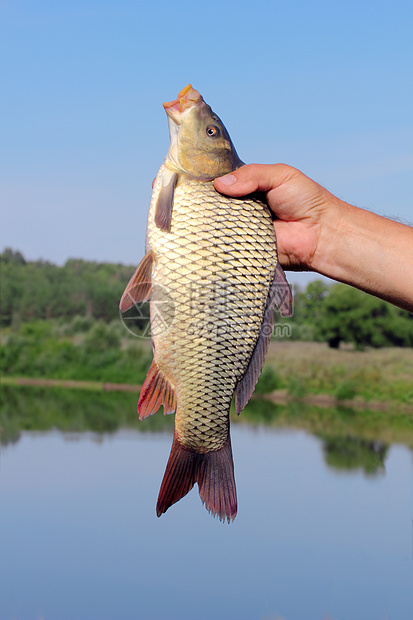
[2, 375, 412, 414]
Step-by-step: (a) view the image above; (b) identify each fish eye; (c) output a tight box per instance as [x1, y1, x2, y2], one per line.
[206, 125, 220, 137]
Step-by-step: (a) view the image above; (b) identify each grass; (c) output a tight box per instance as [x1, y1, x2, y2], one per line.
[1, 319, 413, 408]
[265, 340, 413, 406]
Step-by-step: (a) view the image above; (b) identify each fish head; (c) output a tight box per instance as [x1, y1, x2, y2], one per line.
[163, 84, 243, 181]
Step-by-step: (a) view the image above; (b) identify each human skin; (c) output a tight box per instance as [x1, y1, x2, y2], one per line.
[214, 164, 413, 313]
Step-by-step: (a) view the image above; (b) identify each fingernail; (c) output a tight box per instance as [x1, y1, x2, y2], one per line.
[217, 174, 237, 186]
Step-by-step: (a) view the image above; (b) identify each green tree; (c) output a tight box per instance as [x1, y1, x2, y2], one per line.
[0, 249, 141, 326]
[314, 283, 413, 349]
[301, 280, 329, 321]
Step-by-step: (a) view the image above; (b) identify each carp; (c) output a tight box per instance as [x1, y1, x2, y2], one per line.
[120, 85, 291, 522]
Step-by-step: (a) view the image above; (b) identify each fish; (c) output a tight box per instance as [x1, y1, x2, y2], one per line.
[120, 85, 292, 522]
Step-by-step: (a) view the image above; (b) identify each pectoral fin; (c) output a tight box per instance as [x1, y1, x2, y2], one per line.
[235, 264, 291, 413]
[119, 249, 154, 312]
[155, 170, 178, 231]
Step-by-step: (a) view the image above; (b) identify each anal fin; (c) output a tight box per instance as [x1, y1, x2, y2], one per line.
[138, 359, 176, 420]
[119, 249, 154, 312]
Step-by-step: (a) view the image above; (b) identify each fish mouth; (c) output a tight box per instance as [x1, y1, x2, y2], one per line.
[163, 84, 203, 123]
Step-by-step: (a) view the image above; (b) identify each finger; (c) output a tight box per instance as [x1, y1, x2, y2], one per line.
[272, 220, 293, 267]
[273, 219, 318, 271]
[214, 163, 297, 197]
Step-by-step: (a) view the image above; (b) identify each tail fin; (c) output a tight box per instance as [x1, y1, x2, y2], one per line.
[156, 433, 237, 523]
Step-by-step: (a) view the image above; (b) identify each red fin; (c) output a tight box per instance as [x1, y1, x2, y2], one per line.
[138, 360, 176, 420]
[119, 250, 154, 312]
[198, 436, 237, 523]
[156, 433, 199, 517]
[157, 433, 237, 523]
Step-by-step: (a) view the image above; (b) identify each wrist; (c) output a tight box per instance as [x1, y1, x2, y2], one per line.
[314, 198, 376, 283]
[308, 194, 350, 277]
[313, 198, 413, 311]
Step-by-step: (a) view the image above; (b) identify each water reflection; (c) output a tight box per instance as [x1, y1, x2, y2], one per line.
[321, 436, 387, 475]
[0, 385, 174, 445]
[1, 386, 412, 477]
[1, 386, 412, 620]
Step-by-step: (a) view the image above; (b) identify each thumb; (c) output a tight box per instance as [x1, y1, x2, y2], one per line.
[214, 163, 295, 197]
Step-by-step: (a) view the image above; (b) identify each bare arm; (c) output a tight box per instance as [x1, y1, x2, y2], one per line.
[214, 164, 413, 312]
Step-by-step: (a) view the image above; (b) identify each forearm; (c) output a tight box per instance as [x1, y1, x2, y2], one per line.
[315, 199, 413, 312]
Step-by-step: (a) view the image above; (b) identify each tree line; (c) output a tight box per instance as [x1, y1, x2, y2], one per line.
[0, 247, 132, 325]
[1, 248, 412, 348]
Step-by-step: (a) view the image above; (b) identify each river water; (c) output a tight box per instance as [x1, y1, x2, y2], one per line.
[0, 388, 412, 620]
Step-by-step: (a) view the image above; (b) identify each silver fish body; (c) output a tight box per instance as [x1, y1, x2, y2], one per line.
[148, 165, 277, 452]
[120, 86, 291, 521]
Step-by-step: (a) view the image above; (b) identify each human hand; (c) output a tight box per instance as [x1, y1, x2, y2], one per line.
[214, 163, 413, 312]
[214, 163, 344, 273]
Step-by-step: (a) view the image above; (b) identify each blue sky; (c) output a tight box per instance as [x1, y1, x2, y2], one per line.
[1, 0, 412, 286]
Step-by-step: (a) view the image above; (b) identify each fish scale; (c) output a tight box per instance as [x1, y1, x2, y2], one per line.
[147, 164, 277, 453]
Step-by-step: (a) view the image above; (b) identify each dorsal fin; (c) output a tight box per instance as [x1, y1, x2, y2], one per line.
[235, 264, 291, 414]
[273, 262, 292, 317]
